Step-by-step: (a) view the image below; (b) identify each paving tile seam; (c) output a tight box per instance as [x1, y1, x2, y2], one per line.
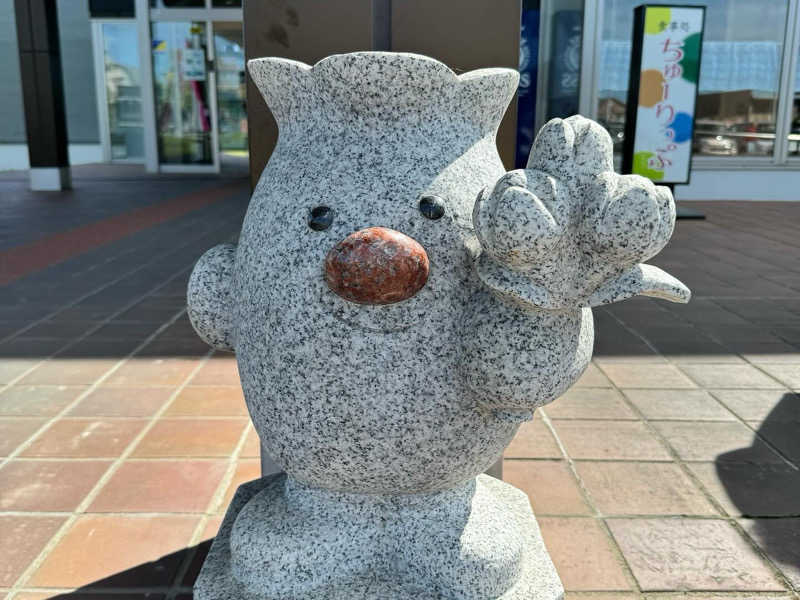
[663, 384, 800, 471]
[598, 310, 664, 359]
[0, 214, 241, 379]
[2, 416, 250, 421]
[3, 200, 798, 596]
[0, 383, 247, 389]
[0, 181, 245, 285]
[0, 510, 212, 517]
[670, 222, 800, 270]
[566, 590, 797, 600]
[0, 233, 237, 579]
[201, 421, 253, 518]
[596, 314, 798, 471]
[593, 362, 797, 593]
[745, 362, 800, 391]
[608, 300, 761, 368]
[548, 416, 741, 421]
[538, 409, 643, 594]
[733, 525, 800, 596]
[0, 338, 185, 468]
[2, 456, 232, 463]
[0, 209, 243, 347]
[506, 456, 796, 464]
[11, 454, 240, 461]
[0, 289, 198, 471]
[5, 584, 195, 596]
[6, 343, 214, 595]
[163, 409, 256, 600]
[597, 362, 759, 513]
[703, 389, 800, 472]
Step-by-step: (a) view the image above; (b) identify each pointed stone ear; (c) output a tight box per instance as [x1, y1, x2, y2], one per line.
[458, 68, 519, 134]
[247, 57, 312, 126]
[188, 244, 237, 352]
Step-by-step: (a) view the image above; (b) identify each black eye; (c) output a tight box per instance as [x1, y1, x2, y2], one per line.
[419, 195, 445, 220]
[308, 206, 333, 231]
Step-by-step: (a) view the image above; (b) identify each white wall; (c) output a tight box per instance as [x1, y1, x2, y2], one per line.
[675, 168, 800, 201]
[0, 144, 104, 171]
[2, 148, 797, 201]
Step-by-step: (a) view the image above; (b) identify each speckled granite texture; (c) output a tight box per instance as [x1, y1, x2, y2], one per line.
[188, 52, 688, 599]
[473, 115, 690, 310]
[195, 474, 563, 600]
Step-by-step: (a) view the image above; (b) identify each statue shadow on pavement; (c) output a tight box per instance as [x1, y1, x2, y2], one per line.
[714, 391, 800, 582]
[31, 540, 212, 598]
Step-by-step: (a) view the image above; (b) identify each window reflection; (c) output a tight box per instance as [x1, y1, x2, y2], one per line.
[102, 23, 144, 160]
[213, 22, 247, 154]
[151, 21, 213, 165]
[598, 0, 788, 157]
[517, 0, 584, 167]
[151, 0, 205, 7]
[790, 56, 800, 156]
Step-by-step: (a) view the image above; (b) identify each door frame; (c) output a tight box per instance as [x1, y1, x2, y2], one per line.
[133, 0, 243, 173]
[90, 19, 146, 164]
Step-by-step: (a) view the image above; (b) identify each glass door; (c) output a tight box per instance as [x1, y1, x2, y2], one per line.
[94, 22, 145, 162]
[151, 21, 215, 166]
[212, 22, 247, 158]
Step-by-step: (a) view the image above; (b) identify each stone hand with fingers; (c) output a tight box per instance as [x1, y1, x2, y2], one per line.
[462, 115, 689, 423]
[474, 114, 690, 311]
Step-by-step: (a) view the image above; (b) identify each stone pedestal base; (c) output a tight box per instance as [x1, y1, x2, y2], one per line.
[195, 473, 563, 600]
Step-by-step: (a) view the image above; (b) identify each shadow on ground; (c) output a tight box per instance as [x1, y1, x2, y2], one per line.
[0, 166, 250, 359]
[716, 392, 800, 586]
[33, 540, 212, 599]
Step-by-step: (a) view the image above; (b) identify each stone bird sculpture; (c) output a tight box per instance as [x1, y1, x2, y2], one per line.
[188, 52, 689, 600]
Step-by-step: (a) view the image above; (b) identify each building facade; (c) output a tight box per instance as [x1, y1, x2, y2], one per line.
[2, 0, 799, 199]
[0, 0, 246, 174]
[521, 0, 800, 200]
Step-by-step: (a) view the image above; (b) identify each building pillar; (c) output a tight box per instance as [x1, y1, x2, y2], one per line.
[244, 0, 520, 188]
[14, 0, 71, 191]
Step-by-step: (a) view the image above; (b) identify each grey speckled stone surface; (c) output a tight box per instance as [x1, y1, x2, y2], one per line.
[196, 474, 563, 600]
[473, 115, 690, 310]
[188, 52, 688, 599]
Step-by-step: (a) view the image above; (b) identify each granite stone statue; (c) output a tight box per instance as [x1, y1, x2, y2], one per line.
[188, 52, 690, 599]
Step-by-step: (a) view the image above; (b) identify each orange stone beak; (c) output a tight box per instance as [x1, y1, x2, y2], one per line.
[324, 227, 429, 305]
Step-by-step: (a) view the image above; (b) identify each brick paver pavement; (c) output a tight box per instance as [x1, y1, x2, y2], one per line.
[0, 166, 798, 599]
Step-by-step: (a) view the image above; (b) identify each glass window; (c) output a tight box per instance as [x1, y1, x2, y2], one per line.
[517, 0, 584, 167]
[540, 0, 584, 124]
[517, 0, 541, 167]
[213, 22, 247, 154]
[790, 51, 800, 157]
[90, 0, 135, 18]
[151, 21, 213, 165]
[212, 0, 242, 6]
[102, 22, 144, 160]
[598, 0, 789, 157]
[151, 0, 205, 8]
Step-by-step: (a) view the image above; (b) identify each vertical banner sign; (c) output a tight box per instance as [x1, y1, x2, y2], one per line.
[622, 5, 705, 184]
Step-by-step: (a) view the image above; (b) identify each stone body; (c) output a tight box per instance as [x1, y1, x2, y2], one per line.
[188, 52, 689, 599]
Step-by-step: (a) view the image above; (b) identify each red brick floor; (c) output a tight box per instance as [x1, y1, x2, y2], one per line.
[0, 167, 799, 599]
